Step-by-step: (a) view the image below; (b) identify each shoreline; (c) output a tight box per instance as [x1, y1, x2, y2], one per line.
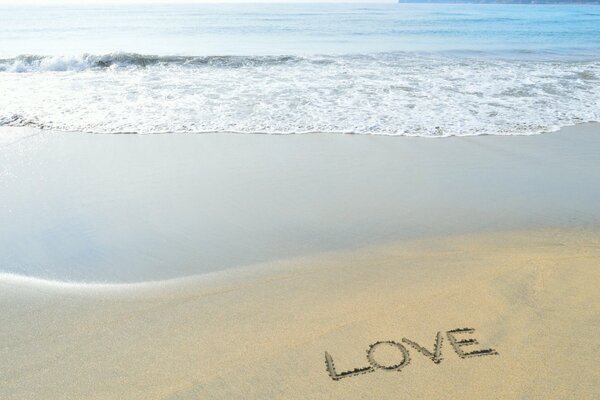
[2, 120, 599, 140]
[1, 123, 600, 283]
[0, 224, 599, 292]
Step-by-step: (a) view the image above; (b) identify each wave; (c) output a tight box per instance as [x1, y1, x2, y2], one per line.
[0, 114, 44, 128]
[0, 53, 317, 73]
[2, 49, 599, 73]
[1, 53, 599, 137]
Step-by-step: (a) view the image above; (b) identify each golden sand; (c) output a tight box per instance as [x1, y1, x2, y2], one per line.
[1, 228, 598, 399]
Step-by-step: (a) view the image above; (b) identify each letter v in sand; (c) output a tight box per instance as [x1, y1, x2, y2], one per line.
[402, 331, 444, 364]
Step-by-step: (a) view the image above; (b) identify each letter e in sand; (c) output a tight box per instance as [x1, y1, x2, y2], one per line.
[446, 328, 498, 359]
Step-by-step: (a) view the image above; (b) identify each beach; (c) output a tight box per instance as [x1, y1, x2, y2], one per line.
[1, 124, 599, 399]
[2, 124, 600, 282]
[1, 3, 600, 399]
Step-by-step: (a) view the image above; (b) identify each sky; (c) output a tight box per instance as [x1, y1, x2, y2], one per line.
[0, 0, 395, 4]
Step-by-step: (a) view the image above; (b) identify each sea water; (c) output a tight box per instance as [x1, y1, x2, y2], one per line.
[0, 3, 599, 136]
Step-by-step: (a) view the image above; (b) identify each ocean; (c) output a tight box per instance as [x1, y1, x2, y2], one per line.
[0, 3, 599, 136]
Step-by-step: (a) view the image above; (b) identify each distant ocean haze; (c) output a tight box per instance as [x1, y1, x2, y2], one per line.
[0, 3, 599, 136]
[399, 1, 600, 4]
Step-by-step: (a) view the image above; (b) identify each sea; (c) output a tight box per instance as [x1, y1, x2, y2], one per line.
[1, 3, 599, 137]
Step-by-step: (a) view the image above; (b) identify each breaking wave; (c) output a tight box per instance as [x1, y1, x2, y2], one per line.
[0, 53, 312, 73]
[1, 52, 599, 137]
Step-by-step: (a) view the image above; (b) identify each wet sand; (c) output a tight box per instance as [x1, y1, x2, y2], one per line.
[1, 124, 599, 282]
[1, 124, 599, 399]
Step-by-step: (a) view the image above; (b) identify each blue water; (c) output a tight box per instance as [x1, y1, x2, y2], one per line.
[1, 4, 599, 58]
[0, 4, 599, 136]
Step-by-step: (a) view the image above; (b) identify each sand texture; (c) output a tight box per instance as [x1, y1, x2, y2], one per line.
[1, 228, 599, 399]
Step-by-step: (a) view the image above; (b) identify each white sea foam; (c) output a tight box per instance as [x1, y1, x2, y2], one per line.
[0, 53, 599, 137]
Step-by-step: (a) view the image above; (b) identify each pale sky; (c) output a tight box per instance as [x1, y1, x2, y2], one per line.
[0, 0, 395, 4]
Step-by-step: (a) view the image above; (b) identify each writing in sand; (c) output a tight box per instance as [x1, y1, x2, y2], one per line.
[325, 327, 498, 381]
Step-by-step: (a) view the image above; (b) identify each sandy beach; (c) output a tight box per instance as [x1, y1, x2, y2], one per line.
[2, 3, 600, 398]
[1, 229, 599, 399]
[1, 124, 599, 399]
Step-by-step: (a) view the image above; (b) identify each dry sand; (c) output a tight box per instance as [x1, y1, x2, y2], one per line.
[1, 228, 599, 399]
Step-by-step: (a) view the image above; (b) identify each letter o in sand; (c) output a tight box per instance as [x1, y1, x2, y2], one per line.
[367, 341, 410, 371]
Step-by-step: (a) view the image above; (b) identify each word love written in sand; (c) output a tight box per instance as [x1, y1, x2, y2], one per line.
[325, 328, 498, 381]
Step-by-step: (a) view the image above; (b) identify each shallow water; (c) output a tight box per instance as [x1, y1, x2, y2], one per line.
[1, 124, 599, 283]
[0, 4, 599, 136]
